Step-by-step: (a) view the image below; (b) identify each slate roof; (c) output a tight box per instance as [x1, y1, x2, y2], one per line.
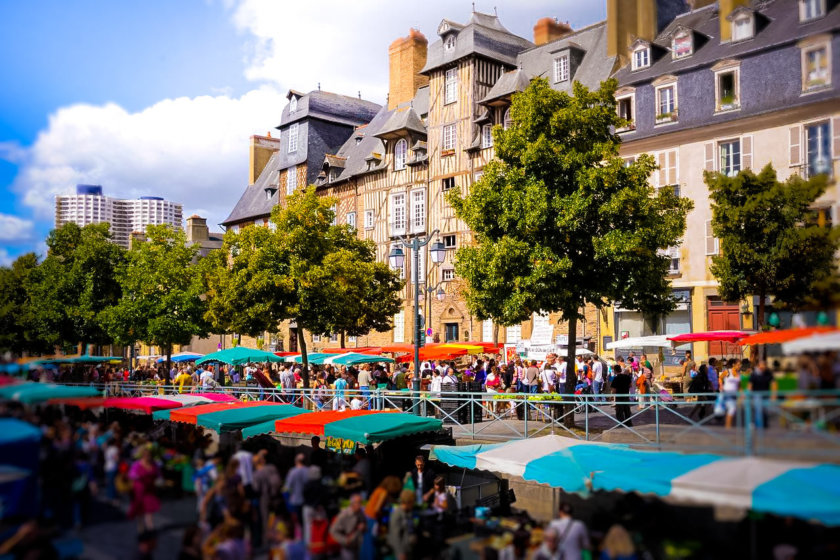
[279, 90, 381, 128]
[615, 0, 840, 86]
[517, 20, 617, 94]
[480, 69, 531, 104]
[222, 152, 281, 226]
[374, 106, 426, 138]
[421, 11, 534, 73]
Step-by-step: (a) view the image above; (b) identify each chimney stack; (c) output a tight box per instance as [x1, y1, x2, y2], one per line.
[186, 215, 209, 243]
[248, 134, 282, 185]
[718, 0, 750, 42]
[388, 29, 429, 110]
[533, 17, 572, 46]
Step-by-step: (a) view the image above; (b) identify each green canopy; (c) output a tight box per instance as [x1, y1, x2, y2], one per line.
[290, 353, 332, 364]
[241, 419, 277, 439]
[325, 412, 443, 444]
[196, 404, 309, 433]
[0, 382, 101, 405]
[195, 347, 286, 366]
[152, 409, 172, 421]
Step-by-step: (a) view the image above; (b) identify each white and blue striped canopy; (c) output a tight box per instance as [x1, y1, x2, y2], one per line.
[430, 435, 840, 525]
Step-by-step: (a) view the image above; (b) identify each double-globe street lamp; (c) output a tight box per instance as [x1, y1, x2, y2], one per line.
[388, 230, 446, 391]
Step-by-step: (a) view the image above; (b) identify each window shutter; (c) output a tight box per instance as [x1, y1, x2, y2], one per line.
[657, 152, 666, 186]
[789, 125, 802, 166]
[833, 117, 840, 159]
[705, 219, 719, 256]
[741, 135, 753, 170]
[667, 150, 678, 185]
[704, 142, 715, 171]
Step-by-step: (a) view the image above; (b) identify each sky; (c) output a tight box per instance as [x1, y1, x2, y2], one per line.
[0, 0, 606, 265]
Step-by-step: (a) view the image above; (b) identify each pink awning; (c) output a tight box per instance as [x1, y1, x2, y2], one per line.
[667, 331, 750, 344]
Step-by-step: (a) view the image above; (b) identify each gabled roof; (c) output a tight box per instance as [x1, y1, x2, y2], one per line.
[278, 90, 381, 129]
[374, 106, 426, 139]
[421, 11, 534, 74]
[480, 69, 531, 104]
[222, 152, 282, 226]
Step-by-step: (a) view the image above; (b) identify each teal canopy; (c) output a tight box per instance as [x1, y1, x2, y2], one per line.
[290, 353, 332, 364]
[241, 419, 277, 439]
[68, 355, 123, 364]
[152, 410, 172, 421]
[325, 413, 443, 444]
[196, 404, 309, 433]
[196, 347, 286, 366]
[0, 382, 101, 405]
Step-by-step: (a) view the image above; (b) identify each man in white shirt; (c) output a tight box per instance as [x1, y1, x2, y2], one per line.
[547, 503, 591, 559]
[557, 358, 568, 391]
[591, 356, 604, 402]
[199, 367, 215, 390]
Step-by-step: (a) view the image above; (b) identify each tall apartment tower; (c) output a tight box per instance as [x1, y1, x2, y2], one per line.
[55, 185, 183, 248]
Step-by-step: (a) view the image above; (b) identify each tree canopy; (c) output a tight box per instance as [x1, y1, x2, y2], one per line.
[105, 225, 210, 365]
[708, 164, 840, 326]
[204, 187, 403, 385]
[449, 78, 692, 399]
[0, 253, 48, 355]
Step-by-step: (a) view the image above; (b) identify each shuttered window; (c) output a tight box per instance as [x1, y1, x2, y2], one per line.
[391, 193, 406, 235]
[445, 68, 458, 104]
[393, 310, 405, 343]
[790, 125, 802, 167]
[705, 219, 719, 256]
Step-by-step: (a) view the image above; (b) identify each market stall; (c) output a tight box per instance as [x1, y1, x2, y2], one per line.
[782, 331, 840, 354]
[195, 404, 309, 433]
[195, 347, 287, 365]
[431, 435, 840, 526]
[0, 382, 101, 404]
[48, 394, 238, 413]
[152, 401, 268, 423]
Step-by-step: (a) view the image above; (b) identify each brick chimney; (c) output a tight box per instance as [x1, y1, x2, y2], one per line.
[388, 29, 429, 110]
[533, 17, 572, 46]
[249, 134, 281, 185]
[186, 215, 209, 243]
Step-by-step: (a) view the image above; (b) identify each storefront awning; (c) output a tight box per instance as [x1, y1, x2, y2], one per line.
[431, 435, 840, 526]
[195, 404, 309, 433]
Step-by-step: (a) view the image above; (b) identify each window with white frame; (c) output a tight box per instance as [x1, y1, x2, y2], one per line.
[412, 249, 426, 284]
[286, 166, 297, 195]
[553, 55, 569, 82]
[617, 94, 634, 129]
[289, 96, 298, 112]
[503, 108, 512, 130]
[347, 335, 357, 343]
[632, 47, 650, 70]
[441, 268, 455, 282]
[445, 68, 458, 104]
[806, 121, 832, 177]
[443, 234, 456, 249]
[394, 138, 407, 170]
[312, 333, 321, 343]
[803, 44, 830, 89]
[715, 67, 740, 110]
[444, 34, 456, 52]
[442, 123, 456, 151]
[391, 193, 406, 234]
[330, 204, 337, 226]
[288, 123, 298, 153]
[364, 209, 374, 229]
[731, 14, 754, 42]
[506, 324, 521, 344]
[800, 0, 826, 22]
[411, 189, 425, 233]
[481, 124, 493, 148]
[672, 31, 693, 59]
[393, 310, 405, 343]
[482, 319, 493, 343]
[705, 219, 719, 255]
[656, 84, 677, 121]
[329, 333, 338, 343]
[719, 140, 741, 177]
[659, 246, 681, 274]
[347, 212, 356, 229]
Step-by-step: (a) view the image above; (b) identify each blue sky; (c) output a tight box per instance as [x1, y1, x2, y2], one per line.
[0, 0, 605, 265]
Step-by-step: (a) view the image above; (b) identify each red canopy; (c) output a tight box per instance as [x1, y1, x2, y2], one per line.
[378, 344, 416, 354]
[395, 347, 470, 363]
[274, 352, 298, 357]
[320, 347, 383, 355]
[49, 396, 183, 413]
[185, 392, 239, 403]
[667, 331, 750, 343]
[271, 410, 392, 436]
[737, 327, 838, 346]
[168, 401, 267, 424]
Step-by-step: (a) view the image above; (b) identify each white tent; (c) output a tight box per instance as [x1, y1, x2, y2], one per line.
[782, 332, 840, 354]
[606, 335, 671, 350]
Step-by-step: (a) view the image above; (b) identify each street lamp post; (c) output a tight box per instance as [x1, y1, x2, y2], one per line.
[389, 230, 446, 390]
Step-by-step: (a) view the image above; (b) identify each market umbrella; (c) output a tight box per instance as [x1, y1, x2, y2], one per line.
[738, 327, 838, 346]
[195, 404, 309, 433]
[289, 353, 332, 364]
[195, 347, 286, 366]
[781, 331, 840, 354]
[324, 412, 443, 445]
[157, 352, 204, 363]
[667, 331, 750, 346]
[322, 353, 396, 366]
[606, 335, 672, 350]
[431, 435, 840, 526]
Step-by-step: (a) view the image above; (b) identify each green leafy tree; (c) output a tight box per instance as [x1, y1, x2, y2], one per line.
[708, 164, 840, 327]
[0, 253, 51, 355]
[205, 187, 403, 386]
[449, 78, 692, 417]
[27, 223, 124, 353]
[105, 225, 210, 368]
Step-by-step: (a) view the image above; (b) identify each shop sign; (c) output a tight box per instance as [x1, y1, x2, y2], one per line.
[325, 436, 357, 455]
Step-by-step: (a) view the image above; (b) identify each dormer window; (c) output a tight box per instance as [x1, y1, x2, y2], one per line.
[264, 187, 276, 201]
[289, 96, 298, 113]
[731, 14, 754, 42]
[553, 54, 569, 82]
[481, 124, 493, 148]
[445, 35, 456, 52]
[800, 0, 826, 22]
[394, 138, 407, 170]
[672, 30, 693, 59]
[632, 46, 650, 70]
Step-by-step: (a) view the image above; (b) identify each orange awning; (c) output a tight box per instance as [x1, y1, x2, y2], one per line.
[271, 410, 383, 436]
[737, 327, 838, 346]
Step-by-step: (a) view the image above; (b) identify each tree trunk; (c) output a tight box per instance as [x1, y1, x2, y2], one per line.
[340, 331, 346, 349]
[165, 343, 172, 376]
[563, 314, 577, 429]
[755, 290, 767, 363]
[493, 323, 499, 346]
[297, 327, 310, 389]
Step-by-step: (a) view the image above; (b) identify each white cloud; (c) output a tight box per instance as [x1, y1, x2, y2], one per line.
[0, 249, 11, 267]
[0, 141, 28, 165]
[0, 213, 35, 242]
[12, 86, 286, 230]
